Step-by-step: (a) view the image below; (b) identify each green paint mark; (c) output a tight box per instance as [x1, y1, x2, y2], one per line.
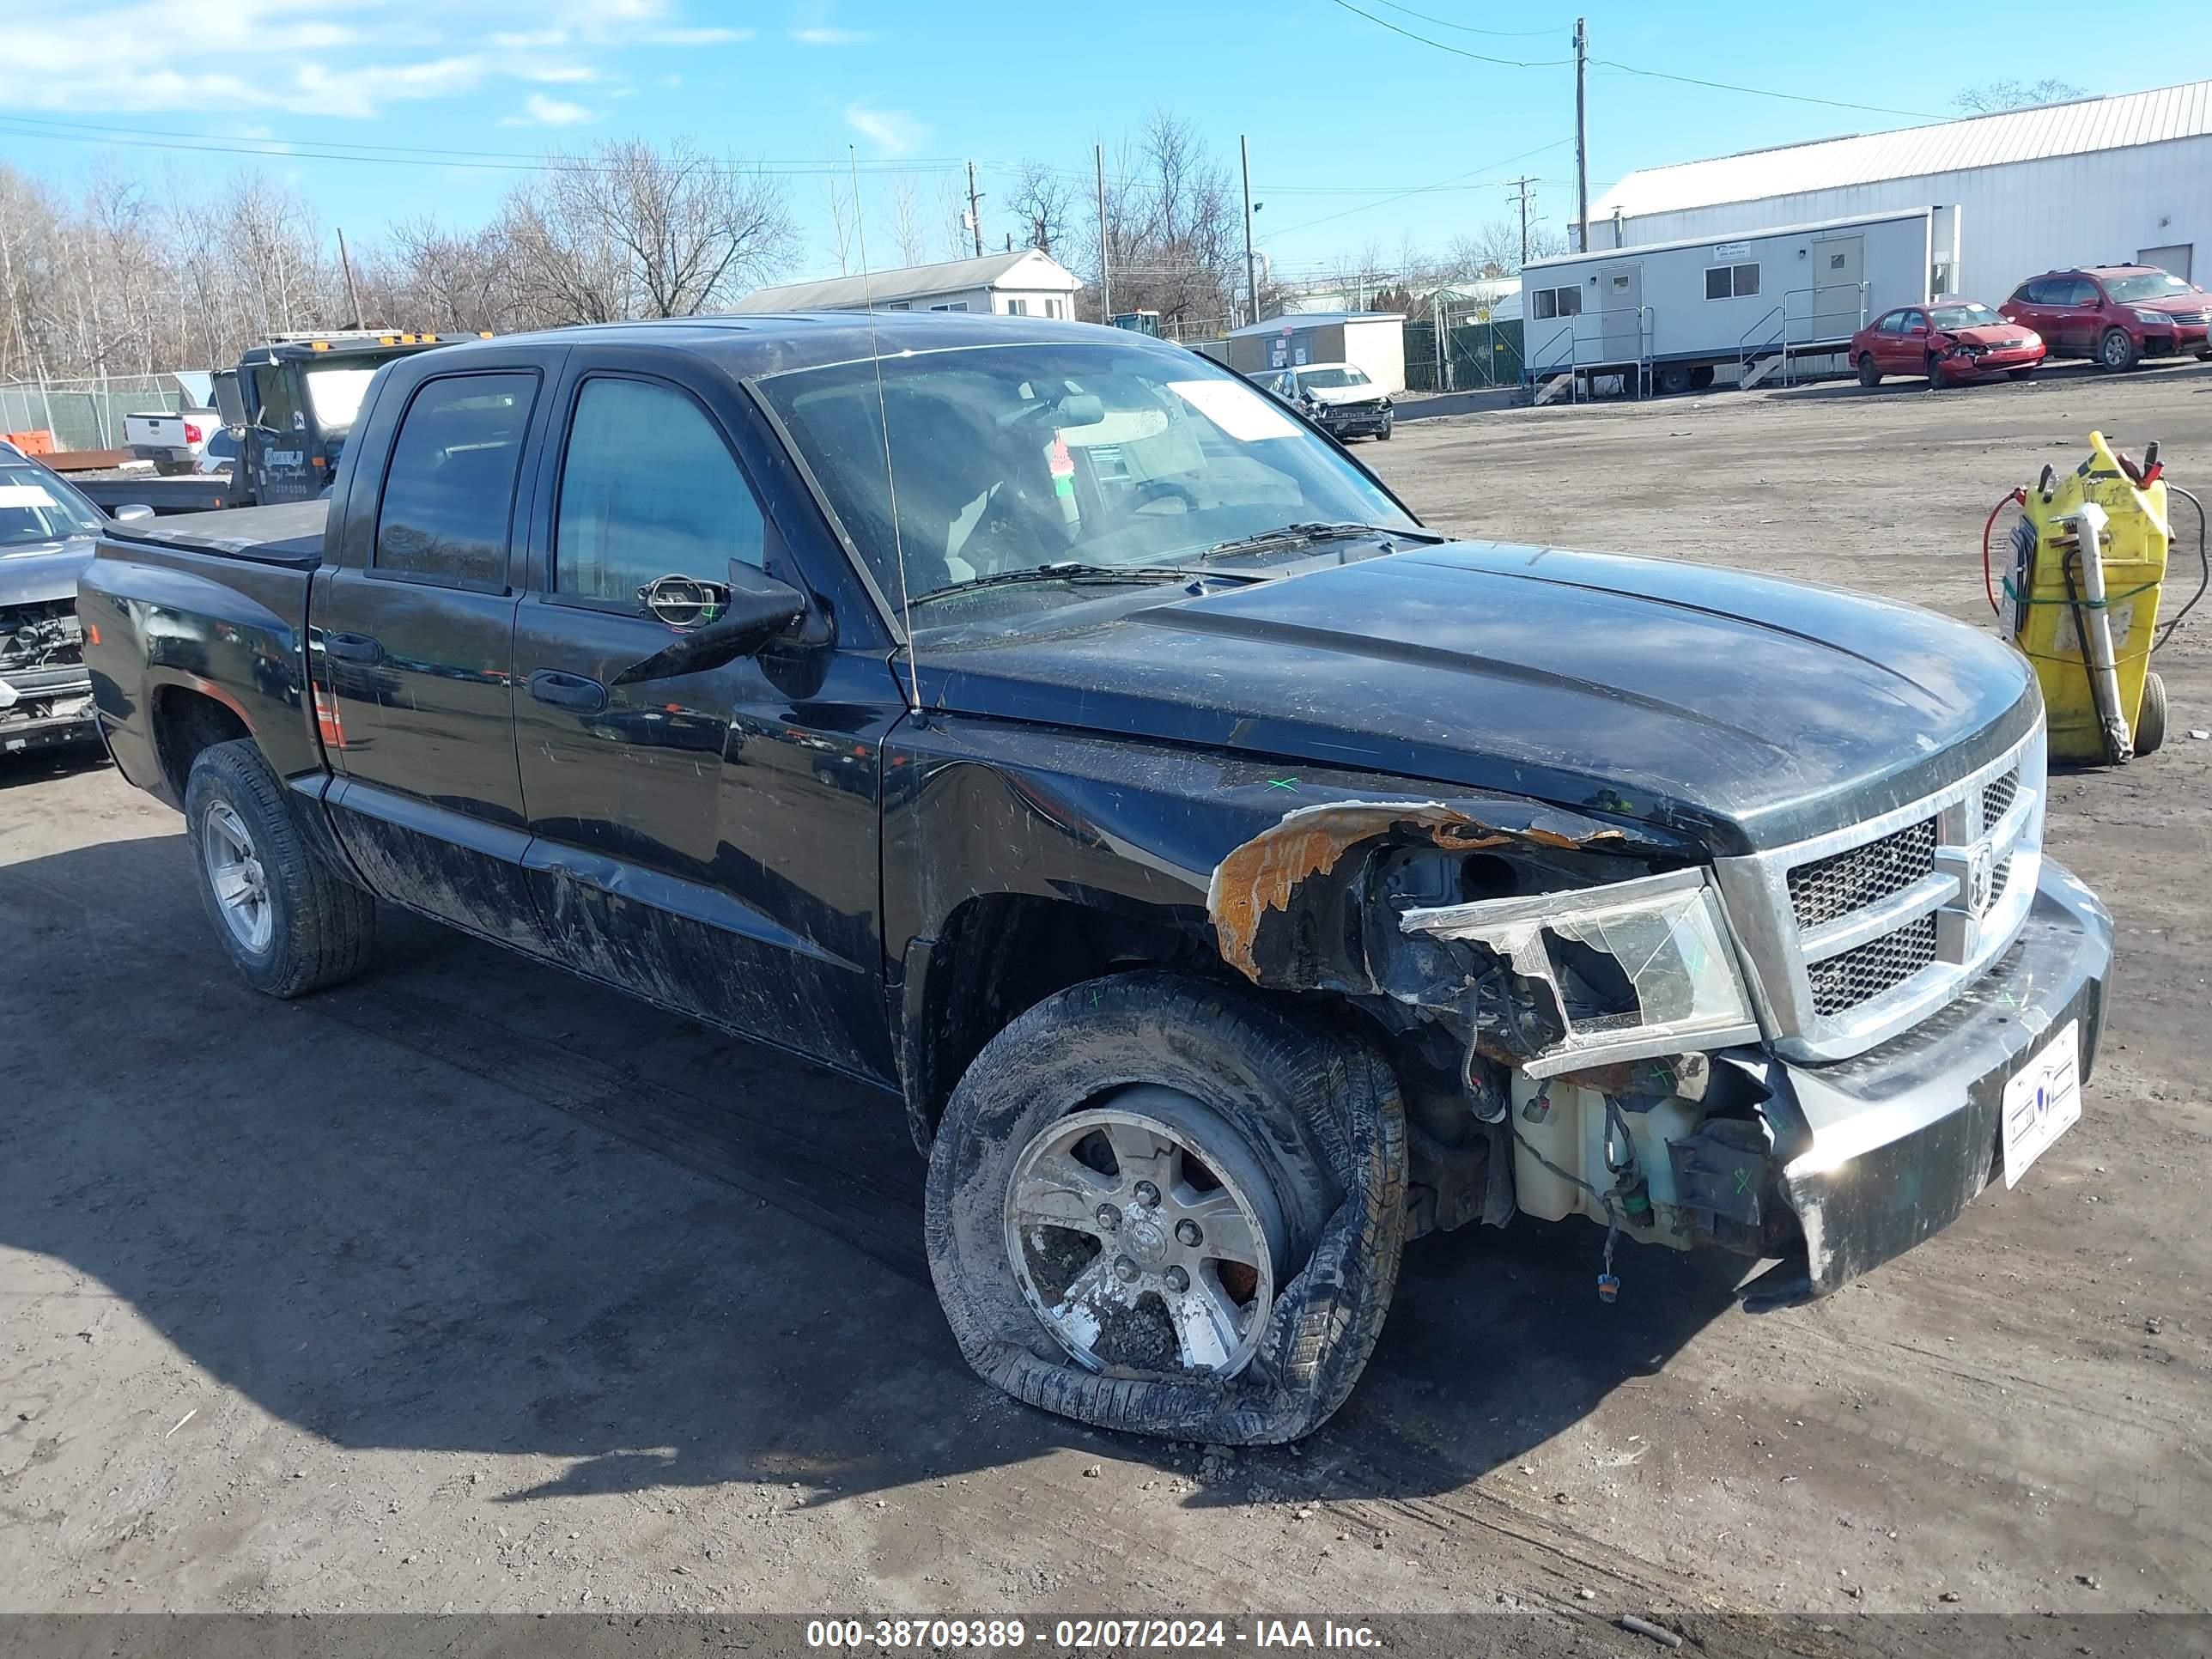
[1267, 778, 1301, 792]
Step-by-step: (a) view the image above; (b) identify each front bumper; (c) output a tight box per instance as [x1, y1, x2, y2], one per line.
[0, 665, 97, 755]
[1733, 858, 2110, 1304]
[1948, 346, 2045, 377]
[1316, 404, 1391, 434]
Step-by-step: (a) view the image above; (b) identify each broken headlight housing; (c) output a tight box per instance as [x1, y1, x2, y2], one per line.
[1401, 866, 1762, 1079]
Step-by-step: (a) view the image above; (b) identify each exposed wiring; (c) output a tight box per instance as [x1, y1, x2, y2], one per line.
[1983, 488, 2026, 616]
[2154, 485, 2209, 654]
[1508, 1106, 1628, 1302]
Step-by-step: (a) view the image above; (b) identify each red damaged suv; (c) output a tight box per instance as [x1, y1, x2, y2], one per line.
[1851, 300, 2045, 388]
[2000, 266, 2212, 371]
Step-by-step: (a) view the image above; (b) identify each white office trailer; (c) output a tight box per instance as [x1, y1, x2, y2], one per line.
[1589, 82, 2210, 299]
[1521, 207, 1954, 397]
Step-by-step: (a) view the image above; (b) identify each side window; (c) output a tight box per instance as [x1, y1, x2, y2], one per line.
[554, 377, 768, 606]
[1875, 312, 1901, 334]
[1704, 266, 1730, 300]
[254, 368, 302, 434]
[2014, 281, 2044, 304]
[1903, 310, 1926, 331]
[2075, 278, 2106, 307]
[374, 371, 538, 587]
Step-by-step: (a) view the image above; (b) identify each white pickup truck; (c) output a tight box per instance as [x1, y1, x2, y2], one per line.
[124, 408, 219, 475]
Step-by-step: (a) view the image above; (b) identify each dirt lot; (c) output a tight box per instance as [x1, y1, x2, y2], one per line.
[4, 360, 2210, 1626]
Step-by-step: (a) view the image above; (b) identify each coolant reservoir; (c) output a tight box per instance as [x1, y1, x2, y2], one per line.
[1508, 1074, 1699, 1246]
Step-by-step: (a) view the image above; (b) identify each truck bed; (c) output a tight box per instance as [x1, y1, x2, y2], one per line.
[103, 498, 328, 566]
[74, 471, 244, 516]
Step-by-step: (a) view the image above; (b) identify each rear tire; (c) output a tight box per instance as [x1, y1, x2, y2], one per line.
[925, 969, 1406, 1444]
[2136, 671, 2168, 757]
[1856, 354, 1881, 388]
[1656, 363, 1694, 396]
[184, 738, 374, 998]
[2100, 328, 2140, 372]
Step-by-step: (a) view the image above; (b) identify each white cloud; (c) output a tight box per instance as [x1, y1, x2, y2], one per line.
[844, 101, 925, 158]
[521, 63, 599, 82]
[501, 92, 598, 126]
[491, 28, 568, 47]
[643, 26, 750, 44]
[793, 26, 872, 45]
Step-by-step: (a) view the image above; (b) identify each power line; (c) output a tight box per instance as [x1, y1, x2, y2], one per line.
[1361, 0, 1571, 37]
[1589, 61, 1948, 120]
[1261, 137, 1572, 237]
[1328, 0, 1955, 122]
[1323, 0, 1572, 67]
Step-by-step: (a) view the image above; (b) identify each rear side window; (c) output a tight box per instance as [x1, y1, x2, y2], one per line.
[375, 372, 538, 587]
[554, 377, 767, 607]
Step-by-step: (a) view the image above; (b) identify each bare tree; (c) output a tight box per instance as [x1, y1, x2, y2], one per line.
[887, 177, 931, 267]
[505, 139, 797, 322]
[1006, 161, 1074, 258]
[1954, 79, 2086, 113]
[1085, 112, 1243, 331]
[820, 168, 859, 276]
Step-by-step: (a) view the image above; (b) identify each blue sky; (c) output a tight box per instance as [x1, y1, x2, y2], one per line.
[9, 0, 2210, 288]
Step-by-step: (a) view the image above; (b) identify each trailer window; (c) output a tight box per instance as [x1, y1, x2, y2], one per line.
[1704, 264, 1760, 301]
[1531, 285, 1582, 320]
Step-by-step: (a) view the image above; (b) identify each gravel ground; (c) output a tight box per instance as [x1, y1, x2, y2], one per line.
[3, 357, 2209, 1626]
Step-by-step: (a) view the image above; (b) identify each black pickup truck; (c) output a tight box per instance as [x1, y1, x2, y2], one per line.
[81, 314, 2111, 1443]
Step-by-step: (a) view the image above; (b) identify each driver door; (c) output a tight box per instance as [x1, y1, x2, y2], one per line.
[510, 356, 894, 1075]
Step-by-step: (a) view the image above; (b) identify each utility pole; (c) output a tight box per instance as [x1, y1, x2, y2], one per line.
[336, 228, 364, 330]
[966, 161, 985, 259]
[1572, 18, 1589, 256]
[1096, 143, 1112, 323]
[1507, 177, 1535, 268]
[1239, 135, 1260, 329]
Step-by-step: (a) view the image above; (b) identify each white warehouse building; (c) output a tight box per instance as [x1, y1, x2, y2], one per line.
[1588, 79, 2212, 299]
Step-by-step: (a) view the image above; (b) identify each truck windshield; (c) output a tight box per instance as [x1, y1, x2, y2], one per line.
[303, 366, 382, 434]
[760, 341, 1414, 606]
[0, 459, 106, 544]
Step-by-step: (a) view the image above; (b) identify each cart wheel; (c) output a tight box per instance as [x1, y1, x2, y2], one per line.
[2136, 672, 2168, 756]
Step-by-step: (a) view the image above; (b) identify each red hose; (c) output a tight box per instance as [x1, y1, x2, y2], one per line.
[1983, 489, 2025, 616]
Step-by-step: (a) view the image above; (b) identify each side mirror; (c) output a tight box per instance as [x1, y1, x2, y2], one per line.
[613, 563, 807, 685]
[111, 504, 157, 524]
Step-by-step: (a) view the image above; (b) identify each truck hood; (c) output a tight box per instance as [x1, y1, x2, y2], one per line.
[915, 540, 2038, 855]
[0, 534, 98, 611]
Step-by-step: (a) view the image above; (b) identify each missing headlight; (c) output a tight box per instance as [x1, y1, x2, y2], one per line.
[1401, 866, 1762, 1078]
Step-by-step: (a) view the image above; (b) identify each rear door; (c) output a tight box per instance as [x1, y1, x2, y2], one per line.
[313, 347, 568, 948]
[508, 349, 898, 1076]
[243, 364, 319, 505]
[2056, 277, 2103, 354]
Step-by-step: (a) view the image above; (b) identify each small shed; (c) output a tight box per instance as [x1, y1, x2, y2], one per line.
[1225, 312, 1407, 392]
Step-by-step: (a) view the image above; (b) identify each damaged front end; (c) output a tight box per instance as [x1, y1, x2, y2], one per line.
[1205, 795, 1797, 1282]
[1, 599, 97, 755]
[1204, 790, 2112, 1309]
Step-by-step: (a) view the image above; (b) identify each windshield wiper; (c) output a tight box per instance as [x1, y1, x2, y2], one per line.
[910, 562, 1254, 606]
[1191, 521, 1443, 563]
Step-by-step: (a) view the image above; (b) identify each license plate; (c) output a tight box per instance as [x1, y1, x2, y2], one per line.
[2001, 1018, 2081, 1188]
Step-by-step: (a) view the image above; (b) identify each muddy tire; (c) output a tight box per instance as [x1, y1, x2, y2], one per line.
[924, 969, 1406, 1444]
[1856, 354, 1881, 387]
[2136, 671, 2167, 757]
[184, 738, 374, 998]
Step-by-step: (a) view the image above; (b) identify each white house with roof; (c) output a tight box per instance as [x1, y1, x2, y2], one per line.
[732, 249, 1085, 319]
[1588, 79, 2212, 298]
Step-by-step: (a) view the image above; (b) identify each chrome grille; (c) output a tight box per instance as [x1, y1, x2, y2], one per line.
[1711, 723, 2047, 1063]
[1808, 913, 1938, 1017]
[1786, 818, 1936, 930]
[1980, 769, 2018, 833]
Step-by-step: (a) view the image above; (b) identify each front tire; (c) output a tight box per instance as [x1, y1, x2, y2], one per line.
[1376, 417, 1394, 441]
[2100, 328, 2140, 372]
[1927, 355, 1954, 390]
[925, 970, 1406, 1443]
[1856, 354, 1881, 387]
[185, 738, 374, 998]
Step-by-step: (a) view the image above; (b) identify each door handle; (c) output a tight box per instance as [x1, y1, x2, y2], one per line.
[528, 669, 608, 714]
[324, 632, 383, 664]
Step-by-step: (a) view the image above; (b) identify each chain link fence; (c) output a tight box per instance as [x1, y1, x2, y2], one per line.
[0, 376, 197, 452]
